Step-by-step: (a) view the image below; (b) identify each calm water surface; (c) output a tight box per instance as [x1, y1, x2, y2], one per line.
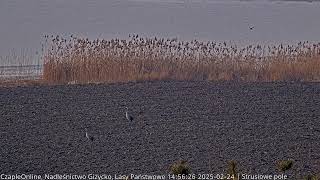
[0, 0, 320, 64]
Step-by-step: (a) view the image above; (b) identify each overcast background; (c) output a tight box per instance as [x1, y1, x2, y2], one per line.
[0, 0, 320, 64]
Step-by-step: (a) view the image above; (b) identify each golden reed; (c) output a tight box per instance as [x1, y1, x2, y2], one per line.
[42, 35, 320, 84]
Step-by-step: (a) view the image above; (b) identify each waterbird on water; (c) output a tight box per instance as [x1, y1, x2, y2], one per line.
[125, 107, 134, 121]
[85, 128, 94, 141]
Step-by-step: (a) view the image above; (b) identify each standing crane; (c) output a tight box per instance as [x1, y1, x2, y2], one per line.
[125, 107, 134, 121]
[85, 128, 94, 141]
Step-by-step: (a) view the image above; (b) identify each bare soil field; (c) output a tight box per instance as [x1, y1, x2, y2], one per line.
[0, 81, 319, 178]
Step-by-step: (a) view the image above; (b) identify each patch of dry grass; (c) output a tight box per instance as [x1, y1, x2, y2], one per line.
[304, 175, 320, 180]
[277, 160, 294, 172]
[170, 160, 191, 175]
[39, 35, 320, 84]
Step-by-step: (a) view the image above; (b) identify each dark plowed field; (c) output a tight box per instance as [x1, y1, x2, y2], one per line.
[1, 81, 320, 179]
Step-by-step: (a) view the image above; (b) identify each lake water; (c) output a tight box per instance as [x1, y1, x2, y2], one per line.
[0, 65, 42, 79]
[0, 0, 320, 67]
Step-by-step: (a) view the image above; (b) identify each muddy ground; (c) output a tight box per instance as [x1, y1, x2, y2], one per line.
[0, 81, 319, 179]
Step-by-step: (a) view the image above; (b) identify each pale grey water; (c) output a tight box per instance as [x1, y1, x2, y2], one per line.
[0, 0, 320, 67]
[0, 65, 42, 79]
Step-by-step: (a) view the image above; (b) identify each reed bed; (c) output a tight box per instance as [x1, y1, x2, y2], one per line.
[43, 35, 320, 84]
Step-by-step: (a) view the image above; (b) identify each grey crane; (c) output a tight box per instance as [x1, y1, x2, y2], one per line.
[85, 128, 94, 141]
[125, 107, 134, 121]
